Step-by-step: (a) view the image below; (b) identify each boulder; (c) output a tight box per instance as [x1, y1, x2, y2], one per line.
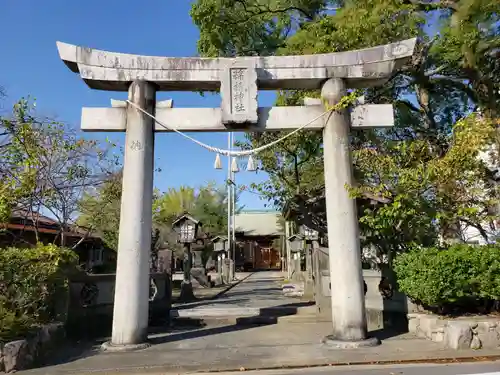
[2, 340, 29, 373]
[445, 322, 473, 349]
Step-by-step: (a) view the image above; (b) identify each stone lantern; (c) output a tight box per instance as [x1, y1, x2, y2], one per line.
[171, 213, 202, 301]
[288, 234, 304, 253]
[300, 225, 319, 242]
[288, 234, 304, 279]
[172, 213, 201, 244]
[211, 235, 228, 253]
[211, 235, 228, 284]
[300, 226, 319, 290]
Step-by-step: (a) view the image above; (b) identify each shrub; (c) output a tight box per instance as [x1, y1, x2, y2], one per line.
[0, 243, 78, 337]
[0, 304, 33, 340]
[394, 243, 500, 314]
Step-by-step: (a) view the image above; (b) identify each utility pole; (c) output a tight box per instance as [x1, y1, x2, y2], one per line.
[227, 133, 232, 264]
[286, 221, 291, 280]
[231, 132, 236, 279]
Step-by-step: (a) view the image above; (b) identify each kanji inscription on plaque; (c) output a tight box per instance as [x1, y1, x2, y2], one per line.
[231, 68, 247, 113]
[221, 61, 258, 125]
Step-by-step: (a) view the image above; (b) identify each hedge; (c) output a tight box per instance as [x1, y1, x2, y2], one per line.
[394, 243, 500, 314]
[0, 243, 78, 340]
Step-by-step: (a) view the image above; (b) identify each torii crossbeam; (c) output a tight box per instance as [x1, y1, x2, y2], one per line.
[57, 38, 416, 350]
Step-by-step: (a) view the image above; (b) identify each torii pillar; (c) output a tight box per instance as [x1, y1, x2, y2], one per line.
[321, 78, 375, 346]
[56, 38, 416, 349]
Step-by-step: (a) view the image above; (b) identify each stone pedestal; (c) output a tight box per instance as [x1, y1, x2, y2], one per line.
[179, 281, 195, 302]
[109, 80, 156, 348]
[216, 254, 223, 285]
[179, 244, 195, 302]
[222, 259, 234, 283]
[321, 78, 379, 347]
[192, 249, 203, 268]
[190, 268, 211, 288]
[290, 253, 302, 281]
[190, 249, 210, 287]
[304, 244, 314, 299]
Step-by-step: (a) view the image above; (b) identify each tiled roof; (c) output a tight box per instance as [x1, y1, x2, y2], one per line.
[235, 211, 283, 237]
[4, 210, 95, 238]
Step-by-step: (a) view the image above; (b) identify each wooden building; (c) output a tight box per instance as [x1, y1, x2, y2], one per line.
[0, 211, 115, 272]
[234, 210, 284, 271]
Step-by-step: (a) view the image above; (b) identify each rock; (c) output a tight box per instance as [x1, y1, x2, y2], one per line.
[470, 335, 482, 350]
[282, 282, 304, 297]
[1, 342, 5, 372]
[191, 268, 211, 288]
[3, 340, 29, 373]
[418, 316, 442, 339]
[0, 323, 65, 373]
[407, 316, 420, 334]
[474, 322, 500, 348]
[445, 322, 473, 349]
[408, 314, 500, 350]
[431, 328, 445, 343]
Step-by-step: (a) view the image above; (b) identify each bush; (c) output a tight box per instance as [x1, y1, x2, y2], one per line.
[0, 305, 33, 340]
[0, 243, 78, 339]
[394, 243, 500, 314]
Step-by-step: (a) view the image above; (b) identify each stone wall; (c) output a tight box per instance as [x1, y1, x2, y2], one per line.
[312, 247, 416, 331]
[0, 323, 65, 373]
[67, 272, 171, 337]
[408, 313, 500, 349]
[315, 269, 416, 331]
[1, 273, 172, 372]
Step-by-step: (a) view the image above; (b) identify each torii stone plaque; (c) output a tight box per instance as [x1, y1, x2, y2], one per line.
[57, 38, 416, 349]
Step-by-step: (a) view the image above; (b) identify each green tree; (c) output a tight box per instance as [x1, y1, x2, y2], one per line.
[79, 180, 232, 254]
[0, 98, 117, 246]
[154, 186, 197, 225]
[154, 182, 232, 235]
[191, 0, 500, 264]
[77, 172, 123, 251]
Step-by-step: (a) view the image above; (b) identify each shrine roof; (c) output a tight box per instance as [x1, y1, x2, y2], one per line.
[235, 211, 283, 237]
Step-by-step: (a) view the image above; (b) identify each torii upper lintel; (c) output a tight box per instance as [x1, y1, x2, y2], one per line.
[56, 38, 417, 92]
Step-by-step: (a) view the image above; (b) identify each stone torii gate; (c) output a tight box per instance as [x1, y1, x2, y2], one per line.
[57, 38, 416, 349]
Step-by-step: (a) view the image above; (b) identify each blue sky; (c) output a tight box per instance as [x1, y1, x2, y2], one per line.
[0, 0, 275, 210]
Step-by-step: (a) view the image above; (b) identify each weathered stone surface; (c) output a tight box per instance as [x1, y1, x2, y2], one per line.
[470, 335, 482, 350]
[431, 328, 445, 343]
[0, 342, 4, 372]
[2, 340, 28, 373]
[418, 316, 440, 339]
[0, 323, 65, 373]
[282, 282, 304, 297]
[444, 322, 473, 349]
[408, 315, 420, 334]
[220, 60, 258, 125]
[56, 38, 417, 91]
[80, 104, 395, 133]
[473, 321, 500, 349]
[408, 313, 500, 350]
[191, 267, 211, 288]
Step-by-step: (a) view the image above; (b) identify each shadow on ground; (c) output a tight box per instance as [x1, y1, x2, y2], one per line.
[173, 297, 251, 309]
[38, 300, 317, 370]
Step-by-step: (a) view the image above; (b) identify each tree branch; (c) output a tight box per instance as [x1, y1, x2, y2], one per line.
[401, 0, 459, 12]
[233, 0, 315, 20]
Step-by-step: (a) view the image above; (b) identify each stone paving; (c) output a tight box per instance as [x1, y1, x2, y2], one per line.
[18, 271, 500, 375]
[171, 271, 300, 318]
[171, 272, 250, 302]
[20, 322, 500, 375]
